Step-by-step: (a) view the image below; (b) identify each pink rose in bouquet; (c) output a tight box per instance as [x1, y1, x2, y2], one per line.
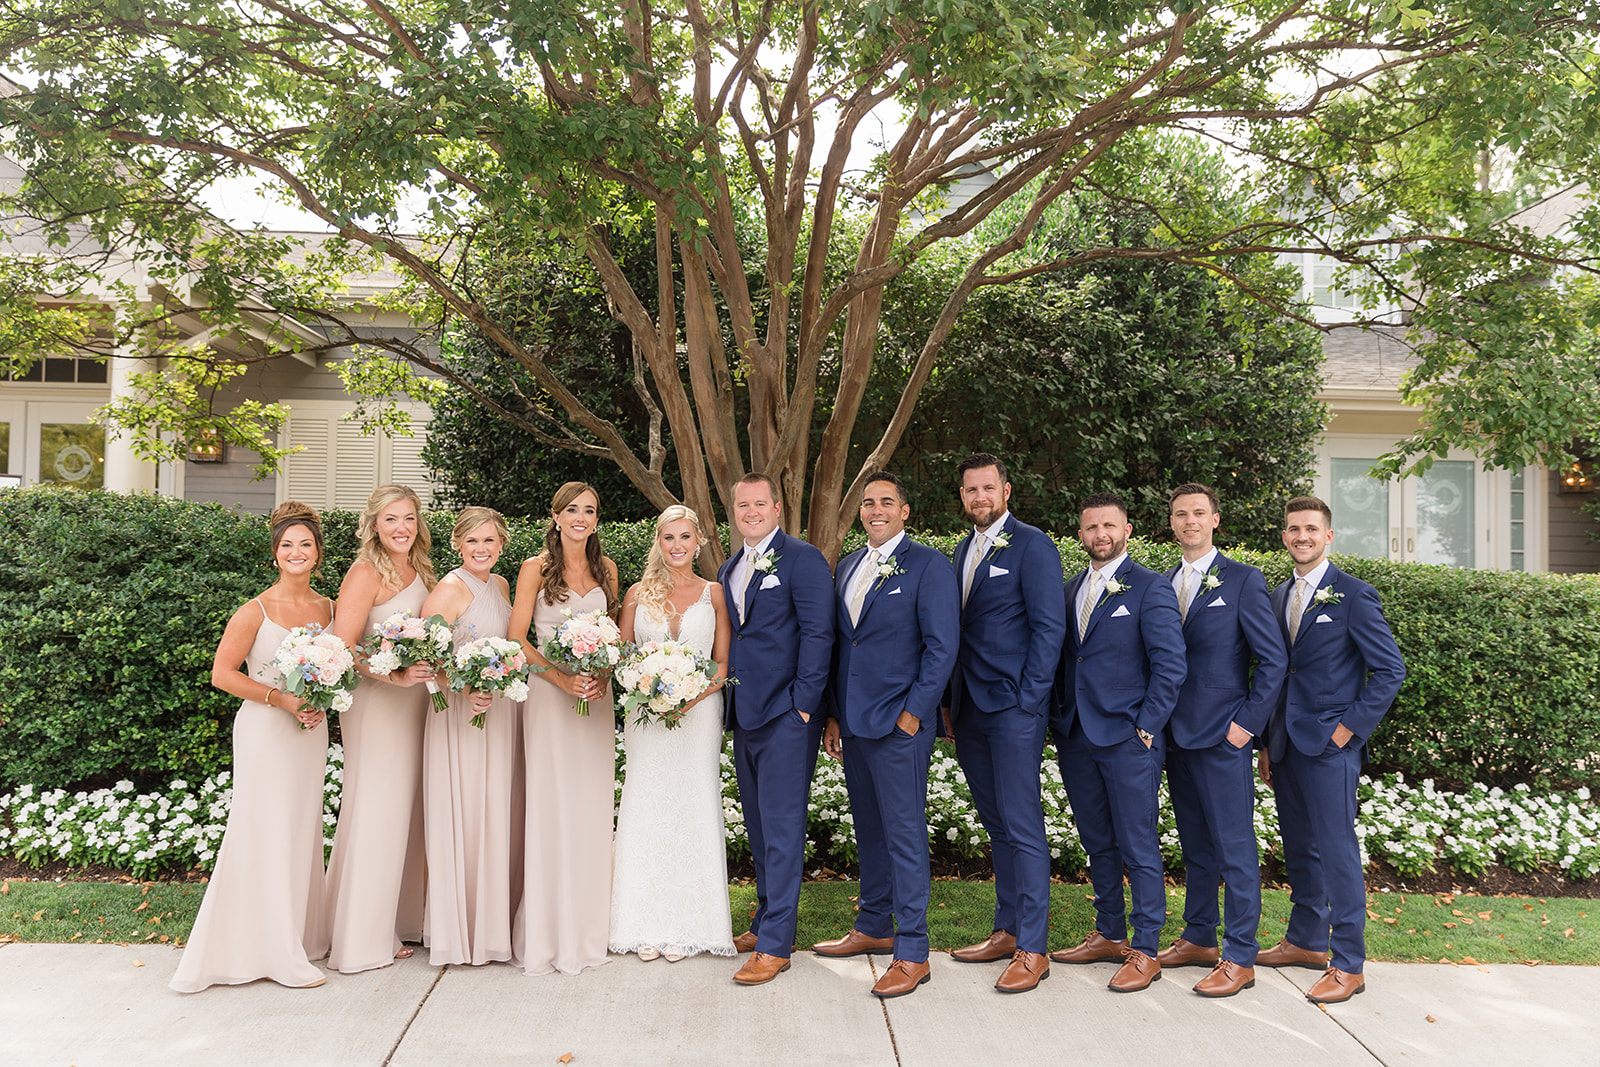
[539, 608, 625, 715]
[363, 612, 455, 711]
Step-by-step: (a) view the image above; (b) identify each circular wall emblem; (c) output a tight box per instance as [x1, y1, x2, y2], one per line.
[54, 444, 94, 482]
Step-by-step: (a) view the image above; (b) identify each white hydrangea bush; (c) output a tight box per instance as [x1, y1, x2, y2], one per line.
[4, 737, 1598, 883]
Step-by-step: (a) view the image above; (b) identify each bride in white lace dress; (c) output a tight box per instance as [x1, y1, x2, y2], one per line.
[610, 505, 735, 961]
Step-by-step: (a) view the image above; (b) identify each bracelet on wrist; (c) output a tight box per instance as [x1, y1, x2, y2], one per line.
[265, 687, 281, 708]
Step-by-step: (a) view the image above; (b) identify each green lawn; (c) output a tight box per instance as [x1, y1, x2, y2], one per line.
[7, 878, 1588, 965]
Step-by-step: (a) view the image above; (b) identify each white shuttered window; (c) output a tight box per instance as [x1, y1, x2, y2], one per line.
[277, 402, 436, 510]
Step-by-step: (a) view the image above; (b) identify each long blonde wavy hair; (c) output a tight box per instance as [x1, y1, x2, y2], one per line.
[634, 504, 708, 623]
[355, 484, 437, 593]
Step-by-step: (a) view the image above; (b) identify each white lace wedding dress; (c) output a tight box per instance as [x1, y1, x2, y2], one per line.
[609, 585, 735, 957]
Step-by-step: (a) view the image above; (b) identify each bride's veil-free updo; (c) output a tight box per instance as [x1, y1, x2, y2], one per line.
[634, 505, 708, 623]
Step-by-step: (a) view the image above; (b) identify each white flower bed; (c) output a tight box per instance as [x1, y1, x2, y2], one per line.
[4, 738, 1597, 882]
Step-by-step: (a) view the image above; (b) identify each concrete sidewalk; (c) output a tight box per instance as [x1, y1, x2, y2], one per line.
[2, 941, 1596, 1066]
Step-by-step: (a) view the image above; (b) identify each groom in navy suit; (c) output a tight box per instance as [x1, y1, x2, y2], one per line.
[718, 472, 835, 986]
[1258, 496, 1404, 1004]
[1051, 491, 1186, 993]
[816, 471, 958, 999]
[943, 453, 1066, 994]
[1157, 484, 1287, 998]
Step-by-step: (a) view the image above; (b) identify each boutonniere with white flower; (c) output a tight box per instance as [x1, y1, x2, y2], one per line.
[1102, 575, 1129, 596]
[752, 549, 780, 573]
[1201, 567, 1223, 593]
[987, 531, 1011, 555]
[1314, 585, 1343, 605]
[872, 554, 906, 590]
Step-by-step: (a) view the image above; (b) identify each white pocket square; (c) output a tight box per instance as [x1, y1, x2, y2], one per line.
[1315, 613, 1333, 623]
[988, 565, 1009, 577]
[887, 586, 903, 595]
[760, 574, 781, 590]
[1110, 604, 1131, 618]
[1207, 597, 1226, 607]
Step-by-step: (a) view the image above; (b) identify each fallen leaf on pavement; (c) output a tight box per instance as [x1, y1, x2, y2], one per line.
[1426, 1015, 1436, 1023]
[557, 1055, 574, 1064]
[131, 959, 144, 967]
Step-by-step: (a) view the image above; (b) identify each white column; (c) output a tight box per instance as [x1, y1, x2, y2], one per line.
[101, 349, 159, 494]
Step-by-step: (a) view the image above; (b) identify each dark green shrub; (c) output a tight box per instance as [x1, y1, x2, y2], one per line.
[2, 486, 1597, 791]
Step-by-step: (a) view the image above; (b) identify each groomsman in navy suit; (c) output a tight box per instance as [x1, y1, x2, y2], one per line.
[1157, 484, 1287, 998]
[1258, 496, 1404, 1004]
[718, 472, 835, 986]
[943, 453, 1066, 994]
[1051, 491, 1186, 993]
[816, 471, 959, 999]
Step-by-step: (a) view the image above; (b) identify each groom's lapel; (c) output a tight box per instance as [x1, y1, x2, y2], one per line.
[742, 528, 785, 626]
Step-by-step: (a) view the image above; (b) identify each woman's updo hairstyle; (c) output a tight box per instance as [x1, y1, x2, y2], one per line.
[268, 501, 325, 571]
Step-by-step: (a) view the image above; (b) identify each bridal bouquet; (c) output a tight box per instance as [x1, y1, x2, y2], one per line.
[614, 640, 724, 730]
[273, 625, 360, 729]
[448, 636, 531, 728]
[363, 612, 454, 712]
[539, 609, 625, 716]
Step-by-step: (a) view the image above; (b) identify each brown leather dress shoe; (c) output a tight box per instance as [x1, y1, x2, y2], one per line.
[871, 959, 931, 999]
[732, 930, 759, 953]
[1108, 949, 1161, 992]
[814, 929, 896, 958]
[1305, 966, 1365, 1003]
[732, 951, 791, 985]
[1049, 930, 1129, 964]
[1156, 937, 1220, 968]
[994, 950, 1050, 993]
[950, 929, 1017, 963]
[1193, 959, 1255, 998]
[1256, 939, 1330, 971]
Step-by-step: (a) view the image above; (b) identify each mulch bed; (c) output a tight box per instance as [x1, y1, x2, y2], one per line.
[8, 852, 1598, 900]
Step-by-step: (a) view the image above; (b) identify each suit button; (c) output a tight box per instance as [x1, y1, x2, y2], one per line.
[852, 640, 859, 646]
[1077, 656, 1084, 663]
[1289, 667, 1296, 673]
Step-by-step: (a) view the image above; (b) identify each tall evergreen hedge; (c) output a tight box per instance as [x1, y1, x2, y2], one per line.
[2, 487, 1596, 791]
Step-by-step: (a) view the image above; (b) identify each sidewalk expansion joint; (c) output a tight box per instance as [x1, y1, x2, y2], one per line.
[382, 959, 446, 1065]
[869, 956, 903, 1066]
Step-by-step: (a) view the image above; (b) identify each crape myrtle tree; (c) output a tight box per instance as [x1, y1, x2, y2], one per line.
[3, 0, 1599, 563]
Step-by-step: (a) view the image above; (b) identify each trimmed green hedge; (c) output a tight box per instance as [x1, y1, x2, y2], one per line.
[2, 487, 1597, 791]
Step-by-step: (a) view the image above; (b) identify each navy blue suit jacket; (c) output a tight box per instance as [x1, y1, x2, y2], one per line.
[829, 537, 959, 739]
[718, 527, 835, 730]
[1266, 562, 1406, 760]
[1165, 553, 1288, 748]
[947, 516, 1066, 718]
[1055, 557, 1187, 746]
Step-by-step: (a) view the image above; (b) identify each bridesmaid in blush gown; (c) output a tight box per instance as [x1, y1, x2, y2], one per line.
[509, 481, 619, 976]
[325, 484, 436, 973]
[419, 506, 521, 967]
[609, 505, 735, 962]
[171, 502, 334, 993]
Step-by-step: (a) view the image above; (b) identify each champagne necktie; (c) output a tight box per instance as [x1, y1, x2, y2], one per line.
[849, 549, 879, 625]
[1287, 578, 1306, 641]
[1078, 571, 1102, 642]
[1178, 567, 1194, 621]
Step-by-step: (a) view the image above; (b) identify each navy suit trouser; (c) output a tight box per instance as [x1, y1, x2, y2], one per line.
[1273, 739, 1366, 973]
[1054, 719, 1168, 956]
[733, 709, 825, 958]
[952, 707, 1050, 954]
[841, 724, 936, 961]
[1166, 739, 1262, 965]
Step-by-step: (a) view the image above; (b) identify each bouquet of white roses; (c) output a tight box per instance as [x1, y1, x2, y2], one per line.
[363, 612, 454, 712]
[448, 636, 531, 728]
[614, 640, 724, 729]
[539, 609, 625, 715]
[273, 625, 360, 730]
